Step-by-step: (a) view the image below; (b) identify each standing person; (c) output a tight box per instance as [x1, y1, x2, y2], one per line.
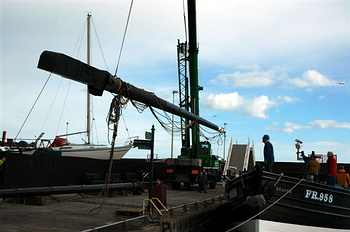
[336, 166, 350, 188]
[262, 135, 274, 172]
[302, 152, 320, 182]
[0, 157, 6, 187]
[202, 171, 208, 193]
[152, 178, 167, 207]
[327, 152, 337, 186]
[197, 171, 208, 193]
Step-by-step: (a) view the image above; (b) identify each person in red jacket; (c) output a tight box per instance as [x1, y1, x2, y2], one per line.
[327, 152, 337, 186]
[336, 166, 350, 188]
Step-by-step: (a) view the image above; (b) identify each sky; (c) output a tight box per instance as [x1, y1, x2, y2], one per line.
[1, 0, 350, 162]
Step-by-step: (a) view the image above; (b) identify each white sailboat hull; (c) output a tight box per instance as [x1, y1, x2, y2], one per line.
[55, 144, 132, 160]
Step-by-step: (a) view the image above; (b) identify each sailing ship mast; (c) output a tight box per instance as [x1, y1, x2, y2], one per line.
[86, 13, 91, 144]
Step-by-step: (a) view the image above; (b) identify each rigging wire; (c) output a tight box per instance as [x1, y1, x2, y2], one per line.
[90, 96, 94, 143]
[91, 18, 110, 72]
[93, 118, 99, 144]
[73, 20, 86, 58]
[114, 0, 135, 76]
[15, 73, 52, 140]
[200, 125, 219, 135]
[55, 81, 72, 136]
[149, 107, 182, 134]
[39, 78, 63, 133]
[39, 20, 85, 136]
[121, 114, 130, 138]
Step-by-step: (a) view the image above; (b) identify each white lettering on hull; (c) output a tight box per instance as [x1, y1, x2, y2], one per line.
[304, 189, 333, 203]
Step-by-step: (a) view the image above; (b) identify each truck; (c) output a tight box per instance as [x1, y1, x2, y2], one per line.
[160, 141, 224, 189]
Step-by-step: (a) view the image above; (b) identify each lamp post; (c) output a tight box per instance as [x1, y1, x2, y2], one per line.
[223, 123, 227, 161]
[171, 90, 178, 158]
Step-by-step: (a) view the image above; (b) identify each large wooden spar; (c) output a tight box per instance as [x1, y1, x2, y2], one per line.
[37, 50, 223, 133]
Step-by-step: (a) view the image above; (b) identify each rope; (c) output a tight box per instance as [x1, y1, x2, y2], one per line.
[225, 178, 305, 232]
[114, 0, 134, 76]
[15, 73, 52, 140]
[89, 95, 127, 214]
[274, 173, 284, 187]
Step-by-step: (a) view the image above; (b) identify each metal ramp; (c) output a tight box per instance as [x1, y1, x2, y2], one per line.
[224, 140, 255, 176]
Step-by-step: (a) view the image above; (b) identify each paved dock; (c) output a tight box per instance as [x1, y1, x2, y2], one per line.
[0, 185, 224, 232]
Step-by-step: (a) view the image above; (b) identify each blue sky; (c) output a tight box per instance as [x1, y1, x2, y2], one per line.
[1, 0, 350, 162]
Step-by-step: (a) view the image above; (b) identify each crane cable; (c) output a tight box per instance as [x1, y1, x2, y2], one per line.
[114, 0, 135, 76]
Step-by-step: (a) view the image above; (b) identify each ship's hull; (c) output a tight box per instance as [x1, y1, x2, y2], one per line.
[4, 144, 131, 160]
[225, 168, 350, 230]
[55, 144, 131, 160]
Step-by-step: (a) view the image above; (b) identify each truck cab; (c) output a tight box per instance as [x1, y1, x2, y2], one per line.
[161, 141, 224, 189]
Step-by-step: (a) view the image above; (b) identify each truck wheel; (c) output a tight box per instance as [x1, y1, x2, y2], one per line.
[209, 182, 216, 189]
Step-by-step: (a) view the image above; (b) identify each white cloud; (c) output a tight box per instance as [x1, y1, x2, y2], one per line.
[214, 70, 275, 88]
[276, 96, 298, 104]
[204, 93, 278, 119]
[281, 122, 309, 133]
[311, 120, 350, 129]
[212, 69, 340, 90]
[245, 96, 275, 119]
[289, 70, 337, 88]
[274, 120, 350, 134]
[205, 92, 244, 111]
[197, 1, 350, 66]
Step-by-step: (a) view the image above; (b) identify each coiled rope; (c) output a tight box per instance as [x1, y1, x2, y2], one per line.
[89, 95, 128, 214]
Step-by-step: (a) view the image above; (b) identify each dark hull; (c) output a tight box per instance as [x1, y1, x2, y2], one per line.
[225, 168, 350, 230]
[0, 150, 166, 188]
[263, 201, 350, 229]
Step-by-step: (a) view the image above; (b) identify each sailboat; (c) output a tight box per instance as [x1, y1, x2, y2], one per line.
[48, 13, 133, 160]
[4, 13, 132, 160]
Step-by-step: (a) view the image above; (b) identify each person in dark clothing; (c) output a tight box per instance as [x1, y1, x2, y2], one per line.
[152, 178, 167, 207]
[0, 157, 6, 187]
[262, 135, 274, 172]
[197, 171, 208, 193]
